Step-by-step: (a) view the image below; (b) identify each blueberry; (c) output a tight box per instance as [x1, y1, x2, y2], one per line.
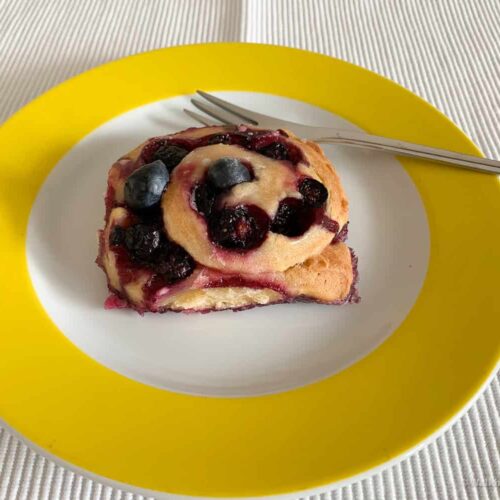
[257, 142, 289, 160]
[271, 198, 317, 237]
[206, 133, 231, 145]
[124, 224, 161, 260]
[255, 140, 304, 164]
[153, 145, 188, 172]
[207, 157, 251, 190]
[156, 242, 195, 284]
[209, 205, 269, 250]
[124, 160, 169, 210]
[193, 182, 216, 216]
[299, 177, 328, 207]
[109, 226, 125, 246]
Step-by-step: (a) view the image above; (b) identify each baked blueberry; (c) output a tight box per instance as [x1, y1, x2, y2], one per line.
[124, 160, 169, 210]
[156, 242, 195, 284]
[299, 177, 328, 207]
[209, 205, 269, 250]
[193, 182, 216, 216]
[109, 226, 125, 246]
[206, 133, 231, 145]
[153, 145, 188, 172]
[257, 141, 289, 160]
[271, 198, 316, 237]
[207, 157, 252, 190]
[124, 224, 161, 260]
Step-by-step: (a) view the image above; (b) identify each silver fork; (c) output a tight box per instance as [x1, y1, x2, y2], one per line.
[184, 90, 500, 175]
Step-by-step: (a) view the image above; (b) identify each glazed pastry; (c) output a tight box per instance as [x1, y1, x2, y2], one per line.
[97, 125, 359, 313]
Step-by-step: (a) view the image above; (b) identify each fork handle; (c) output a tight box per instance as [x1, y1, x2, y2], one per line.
[317, 131, 500, 174]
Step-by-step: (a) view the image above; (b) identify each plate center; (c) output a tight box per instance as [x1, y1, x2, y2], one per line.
[26, 92, 429, 397]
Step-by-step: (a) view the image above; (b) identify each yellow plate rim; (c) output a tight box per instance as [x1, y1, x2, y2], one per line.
[2, 363, 498, 499]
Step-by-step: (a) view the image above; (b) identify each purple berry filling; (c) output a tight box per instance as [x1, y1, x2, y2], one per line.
[141, 127, 305, 166]
[332, 222, 349, 244]
[322, 217, 340, 234]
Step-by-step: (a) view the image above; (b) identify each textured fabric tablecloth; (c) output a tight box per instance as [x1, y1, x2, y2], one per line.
[1, 1, 499, 499]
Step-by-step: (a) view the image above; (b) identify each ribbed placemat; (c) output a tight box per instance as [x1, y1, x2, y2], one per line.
[1, 1, 499, 499]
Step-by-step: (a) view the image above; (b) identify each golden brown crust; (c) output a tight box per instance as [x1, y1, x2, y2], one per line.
[158, 287, 283, 311]
[283, 242, 353, 302]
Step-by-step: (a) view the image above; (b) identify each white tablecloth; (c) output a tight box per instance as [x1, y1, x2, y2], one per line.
[1, 1, 499, 499]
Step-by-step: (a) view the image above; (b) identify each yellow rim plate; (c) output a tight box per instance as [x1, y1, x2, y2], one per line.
[1, 44, 499, 497]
